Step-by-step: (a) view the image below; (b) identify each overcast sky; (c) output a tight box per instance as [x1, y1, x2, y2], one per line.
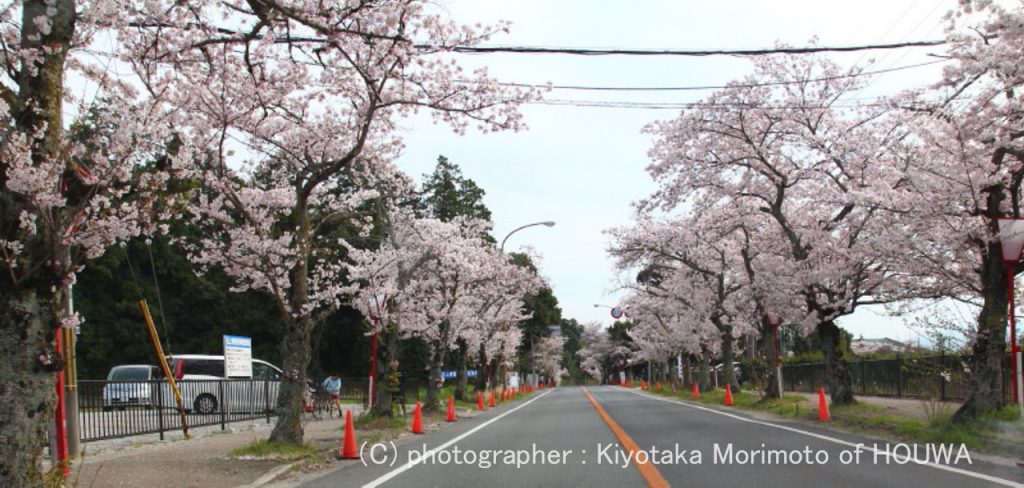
[393, 0, 965, 344]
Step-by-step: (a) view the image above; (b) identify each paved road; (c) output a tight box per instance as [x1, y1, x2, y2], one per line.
[300, 386, 1024, 487]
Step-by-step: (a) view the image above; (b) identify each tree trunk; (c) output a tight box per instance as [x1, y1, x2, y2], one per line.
[954, 243, 1009, 423]
[425, 344, 446, 412]
[454, 338, 468, 401]
[697, 352, 711, 391]
[0, 2, 75, 485]
[371, 322, 401, 417]
[269, 193, 314, 445]
[268, 315, 312, 445]
[817, 319, 855, 406]
[720, 327, 740, 392]
[475, 342, 488, 392]
[0, 290, 62, 486]
[759, 324, 781, 399]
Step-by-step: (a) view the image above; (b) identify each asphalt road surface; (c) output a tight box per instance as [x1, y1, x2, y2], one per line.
[301, 386, 1024, 488]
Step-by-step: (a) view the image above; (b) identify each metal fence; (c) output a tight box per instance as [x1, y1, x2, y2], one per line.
[782, 354, 1012, 402]
[78, 377, 365, 443]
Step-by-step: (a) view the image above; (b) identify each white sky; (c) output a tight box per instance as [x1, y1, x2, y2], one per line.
[393, 0, 966, 344]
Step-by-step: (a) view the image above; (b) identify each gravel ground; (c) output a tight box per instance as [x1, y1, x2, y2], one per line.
[787, 391, 963, 420]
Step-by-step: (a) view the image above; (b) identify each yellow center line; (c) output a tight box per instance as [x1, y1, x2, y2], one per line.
[582, 387, 671, 488]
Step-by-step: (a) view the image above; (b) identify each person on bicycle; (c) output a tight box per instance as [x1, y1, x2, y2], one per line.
[323, 374, 342, 409]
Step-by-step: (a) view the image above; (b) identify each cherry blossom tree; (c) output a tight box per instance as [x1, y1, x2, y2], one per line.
[577, 322, 613, 381]
[610, 213, 760, 392]
[886, 0, 1024, 421]
[641, 53, 919, 405]
[115, 0, 535, 442]
[1, 1, 187, 483]
[533, 334, 565, 383]
[347, 211, 540, 413]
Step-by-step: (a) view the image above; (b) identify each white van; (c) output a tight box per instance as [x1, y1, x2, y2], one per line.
[160, 354, 283, 414]
[103, 364, 161, 411]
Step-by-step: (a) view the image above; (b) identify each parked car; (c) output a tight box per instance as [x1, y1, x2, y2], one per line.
[102, 365, 161, 411]
[159, 354, 283, 414]
[713, 363, 743, 383]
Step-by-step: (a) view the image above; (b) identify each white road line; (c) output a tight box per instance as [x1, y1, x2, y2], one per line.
[612, 387, 1023, 488]
[362, 390, 553, 488]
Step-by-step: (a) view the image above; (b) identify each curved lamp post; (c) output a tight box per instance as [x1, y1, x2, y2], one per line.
[499, 221, 554, 388]
[500, 221, 555, 252]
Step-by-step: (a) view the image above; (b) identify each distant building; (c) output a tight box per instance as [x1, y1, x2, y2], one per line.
[850, 337, 914, 355]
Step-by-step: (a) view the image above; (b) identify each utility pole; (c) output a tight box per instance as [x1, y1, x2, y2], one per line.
[64, 281, 80, 459]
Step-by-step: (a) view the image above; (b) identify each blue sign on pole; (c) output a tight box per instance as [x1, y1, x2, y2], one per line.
[441, 370, 477, 380]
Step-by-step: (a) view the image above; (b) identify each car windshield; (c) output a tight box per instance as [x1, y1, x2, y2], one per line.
[109, 367, 150, 381]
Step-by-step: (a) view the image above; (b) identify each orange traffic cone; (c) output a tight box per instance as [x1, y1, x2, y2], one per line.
[655, 381, 661, 392]
[817, 388, 830, 421]
[691, 383, 700, 399]
[339, 409, 359, 459]
[488, 390, 496, 407]
[724, 385, 734, 406]
[477, 391, 485, 411]
[446, 396, 457, 422]
[411, 402, 424, 434]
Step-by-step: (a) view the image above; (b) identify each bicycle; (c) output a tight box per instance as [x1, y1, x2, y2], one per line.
[316, 390, 342, 419]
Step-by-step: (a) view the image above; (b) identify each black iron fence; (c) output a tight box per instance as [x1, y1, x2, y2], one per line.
[79, 377, 366, 443]
[782, 353, 1013, 402]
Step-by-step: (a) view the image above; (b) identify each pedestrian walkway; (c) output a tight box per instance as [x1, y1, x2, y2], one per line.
[70, 407, 362, 488]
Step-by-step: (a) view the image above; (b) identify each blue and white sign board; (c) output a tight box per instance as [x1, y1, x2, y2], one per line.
[223, 335, 252, 378]
[441, 370, 477, 380]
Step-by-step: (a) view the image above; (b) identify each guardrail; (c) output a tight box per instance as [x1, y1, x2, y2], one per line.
[78, 378, 365, 442]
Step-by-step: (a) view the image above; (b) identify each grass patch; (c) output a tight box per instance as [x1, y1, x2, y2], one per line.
[228, 440, 320, 460]
[649, 385, 1021, 452]
[354, 414, 408, 430]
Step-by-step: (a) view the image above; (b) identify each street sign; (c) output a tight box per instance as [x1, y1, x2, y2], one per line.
[223, 335, 252, 378]
[610, 307, 624, 319]
[441, 370, 477, 380]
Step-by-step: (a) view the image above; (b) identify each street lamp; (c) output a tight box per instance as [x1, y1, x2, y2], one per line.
[499, 220, 554, 388]
[500, 221, 555, 252]
[996, 218, 1024, 409]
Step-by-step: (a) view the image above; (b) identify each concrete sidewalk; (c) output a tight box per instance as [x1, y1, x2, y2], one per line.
[70, 408, 362, 488]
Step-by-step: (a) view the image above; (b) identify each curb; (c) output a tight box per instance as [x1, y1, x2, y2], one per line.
[243, 460, 302, 488]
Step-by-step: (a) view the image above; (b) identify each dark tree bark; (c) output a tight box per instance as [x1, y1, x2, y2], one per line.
[269, 197, 315, 445]
[371, 312, 401, 418]
[954, 235, 1009, 423]
[0, 2, 75, 485]
[425, 345, 446, 412]
[759, 321, 781, 400]
[268, 314, 312, 444]
[817, 319, 855, 406]
[719, 325, 740, 392]
[454, 338, 468, 401]
[697, 351, 711, 391]
[475, 342, 488, 392]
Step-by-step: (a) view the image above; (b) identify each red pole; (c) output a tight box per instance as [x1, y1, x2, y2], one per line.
[1011, 266, 1019, 405]
[369, 331, 378, 408]
[54, 329, 69, 477]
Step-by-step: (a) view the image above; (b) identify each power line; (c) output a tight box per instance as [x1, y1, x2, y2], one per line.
[528, 94, 945, 110]
[460, 59, 948, 92]
[432, 40, 947, 57]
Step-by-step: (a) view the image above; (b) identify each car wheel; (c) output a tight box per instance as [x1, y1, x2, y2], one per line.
[193, 394, 217, 415]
